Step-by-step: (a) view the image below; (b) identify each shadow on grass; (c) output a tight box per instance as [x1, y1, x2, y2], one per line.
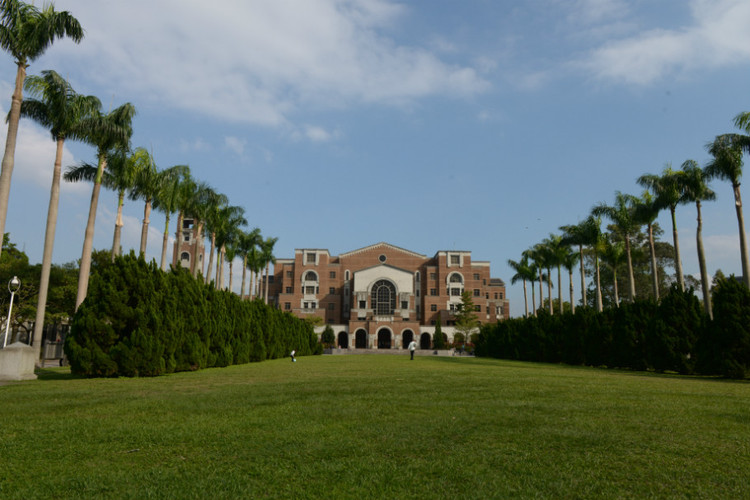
[34, 367, 83, 381]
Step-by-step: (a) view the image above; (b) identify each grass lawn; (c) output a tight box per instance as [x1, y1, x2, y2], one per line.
[1, 355, 749, 499]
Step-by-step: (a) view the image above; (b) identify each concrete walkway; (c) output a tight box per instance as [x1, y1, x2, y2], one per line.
[325, 348, 470, 357]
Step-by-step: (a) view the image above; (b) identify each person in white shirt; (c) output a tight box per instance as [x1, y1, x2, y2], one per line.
[408, 340, 417, 360]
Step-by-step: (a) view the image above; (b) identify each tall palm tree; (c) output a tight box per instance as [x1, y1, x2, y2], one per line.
[260, 236, 278, 304]
[561, 250, 578, 314]
[0, 0, 83, 261]
[237, 227, 262, 298]
[638, 164, 687, 291]
[543, 234, 567, 315]
[128, 148, 159, 258]
[706, 133, 750, 288]
[523, 246, 545, 315]
[508, 255, 533, 318]
[212, 204, 246, 290]
[632, 190, 661, 301]
[20, 69, 98, 361]
[153, 165, 190, 271]
[189, 185, 226, 279]
[681, 159, 716, 317]
[600, 237, 626, 307]
[592, 192, 639, 302]
[73, 102, 136, 310]
[560, 216, 601, 310]
[246, 242, 263, 300]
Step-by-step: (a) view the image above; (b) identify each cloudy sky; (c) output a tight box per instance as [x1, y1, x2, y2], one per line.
[2, 0, 750, 317]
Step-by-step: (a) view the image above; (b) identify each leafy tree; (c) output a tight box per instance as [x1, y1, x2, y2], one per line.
[0, 0, 83, 261]
[320, 325, 335, 347]
[454, 290, 479, 348]
[433, 311, 445, 349]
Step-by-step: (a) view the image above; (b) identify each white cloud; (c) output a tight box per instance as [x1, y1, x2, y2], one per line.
[224, 136, 246, 156]
[581, 0, 750, 85]
[52, 0, 488, 127]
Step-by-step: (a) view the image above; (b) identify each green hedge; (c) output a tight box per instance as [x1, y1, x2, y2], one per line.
[64, 254, 318, 377]
[476, 279, 749, 379]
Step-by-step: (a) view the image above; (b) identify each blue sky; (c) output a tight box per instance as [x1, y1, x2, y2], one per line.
[1, 0, 749, 317]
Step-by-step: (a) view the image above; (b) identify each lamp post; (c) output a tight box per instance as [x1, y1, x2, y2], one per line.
[3, 276, 20, 348]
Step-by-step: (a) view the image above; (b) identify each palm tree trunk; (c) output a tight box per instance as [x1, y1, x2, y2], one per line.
[696, 201, 712, 319]
[579, 245, 586, 309]
[228, 260, 234, 293]
[671, 206, 685, 291]
[613, 269, 620, 307]
[160, 214, 171, 271]
[568, 268, 575, 314]
[733, 183, 750, 289]
[547, 268, 553, 314]
[192, 220, 203, 277]
[217, 247, 224, 290]
[205, 232, 216, 284]
[0, 63, 26, 263]
[111, 190, 125, 261]
[595, 252, 603, 312]
[173, 210, 184, 267]
[624, 235, 635, 301]
[522, 280, 528, 318]
[31, 138, 65, 361]
[557, 265, 563, 314]
[139, 199, 151, 258]
[75, 154, 107, 311]
[241, 256, 247, 298]
[648, 223, 660, 301]
[264, 261, 271, 304]
[538, 268, 543, 316]
[530, 279, 536, 315]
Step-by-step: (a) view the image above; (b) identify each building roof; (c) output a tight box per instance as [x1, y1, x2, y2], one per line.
[338, 242, 427, 259]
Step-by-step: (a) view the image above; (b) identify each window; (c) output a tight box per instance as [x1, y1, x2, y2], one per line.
[286, 271, 293, 278]
[359, 300, 366, 309]
[494, 293, 498, 299]
[285, 287, 292, 294]
[330, 271, 336, 279]
[450, 288, 461, 296]
[473, 289, 480, 297]
[183, 233, 190, 242]
[430, 273, 437, 280]
[450, 274, 463, 283]
[306, 253, 316, 264]
[451, 254, 460, 265]
[430, 288, 437, 296]
[305, 286, 316, 295]
[430, 304, 437, 311]
[379, 254, 387, 263]
[401, 301, 408, 309]
[371, 280, 396, 315]
[475, 305, 481, 312]
[304, 271, 317, 281]
[329, 287, 335, 295]
[473, 273, 480, 280]
[415, 272, 420, 282]
[499, 292, 504, 299]
[345, 270, 350, 281]
[284, 302, 291, 310]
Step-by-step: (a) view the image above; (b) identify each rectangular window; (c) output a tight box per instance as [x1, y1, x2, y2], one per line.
[359, 300, 366, 309]
[329, 287, 335, 295]
[284, 302, 291, 310]
[303, 302, 308, 309]
[451, 288, 461, 296]
[473, 273, 480, 280]
[305, 286, 315, 295]
[494, 293, 498, 299]
[286, 271, 293, 278]
[473, 289, 480, 297]
[329, 271, 336, 279]
[430, 288, 437, 296]
[430, 304, 437, 311]
[475, 305, 481, 312]
[430, 273, 437, 280]
[401, 301, 408, 309]
[306, 253, 316, 264]
[285, 287, 292, 294]
[451, 255, 460, 264]
[499, 292, 504, 299]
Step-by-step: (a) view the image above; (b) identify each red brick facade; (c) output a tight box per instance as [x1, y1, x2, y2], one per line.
[266, 242, 508, 349]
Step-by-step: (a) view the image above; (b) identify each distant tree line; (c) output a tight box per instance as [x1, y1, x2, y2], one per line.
[65, 254, 319, 377]
[476, 278, 750, 379]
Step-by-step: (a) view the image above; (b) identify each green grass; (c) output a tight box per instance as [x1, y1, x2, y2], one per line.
[2, 356, 749, 499]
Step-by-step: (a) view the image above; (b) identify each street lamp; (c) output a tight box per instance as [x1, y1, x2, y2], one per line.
[2, 276, 20, 348]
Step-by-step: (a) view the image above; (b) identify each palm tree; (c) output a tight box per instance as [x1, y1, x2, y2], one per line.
[0, 0, 83, 261]
[592, 192, 639, 302]
[681, 159, 716, 317]
[507, 255, 533, 317]
[189, 185, 226, 279]
[237, 227, 262, 298]
[212, 204, 246, 290]
[20, 69, 98, 361]
[561, 250, 578, 314]
[128, 148, 159, 258]
[560, 216, 601, 310]
[638, 164, 687, 291]
[523, 246, 545, 315]
[600, 237, 626, 307]
[153, 165, 190, 271]
[543, 234, 568, 315]
[73, 102, 136, 310]
[259, 236, 278, 304]
[632, 191, 661, 301]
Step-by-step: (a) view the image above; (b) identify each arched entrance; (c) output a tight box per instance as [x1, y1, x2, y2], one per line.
[420, 332, 432, 349]
[337, 331, 349, 348]
[355, 329, 367, 349]
[402, 330, 414, 349]
[377, 328, 392, 349]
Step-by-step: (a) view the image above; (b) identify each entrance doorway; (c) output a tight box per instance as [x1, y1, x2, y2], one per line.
[338, 331, 349, 348]
[355, 329, 367, 349]
[401, 330, 414, 349]
[377, 329, 392, 349]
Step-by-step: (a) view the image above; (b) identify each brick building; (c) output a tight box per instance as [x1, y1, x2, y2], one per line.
[266, 242, 508, 350]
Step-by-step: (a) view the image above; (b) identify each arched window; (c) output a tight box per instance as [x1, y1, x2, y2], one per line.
[371, 280, 396, 315]
[449, 273, 463, 283]
[304, 271, 318, 282]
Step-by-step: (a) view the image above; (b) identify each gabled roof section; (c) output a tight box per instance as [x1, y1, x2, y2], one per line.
[339, 242, 426, 259]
